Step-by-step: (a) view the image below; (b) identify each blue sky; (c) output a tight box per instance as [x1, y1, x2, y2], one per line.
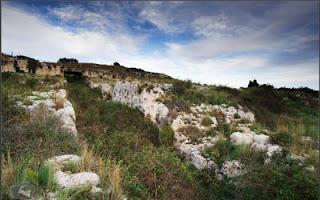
[2, 1, 319, 89]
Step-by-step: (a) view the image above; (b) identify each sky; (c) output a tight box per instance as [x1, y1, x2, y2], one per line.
[2, 1, 319, 89]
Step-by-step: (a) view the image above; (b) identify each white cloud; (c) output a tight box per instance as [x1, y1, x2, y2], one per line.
[138, 1, 187, 34]
[2, 2, 318, 90]
[192, 15, 230, 37]
[2, 3, 144, 63]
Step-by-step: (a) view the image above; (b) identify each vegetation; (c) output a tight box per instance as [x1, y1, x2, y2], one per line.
[201, 116, 213, 127]
[160, 125, 175, 146]
[2, 72, 319, 199]
[57, 58, 78, 64]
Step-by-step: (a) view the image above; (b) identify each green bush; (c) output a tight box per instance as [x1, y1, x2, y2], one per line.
[160, 125, 175, 146]
[172, 80, 192, 95]
[204, 139, 242, 167]
[273, 131, 293, 146]
[25, 78, 38, 88]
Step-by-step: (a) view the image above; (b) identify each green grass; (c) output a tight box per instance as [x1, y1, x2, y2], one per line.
[2, 73, 319, 200]
[160, 125, 175, 146]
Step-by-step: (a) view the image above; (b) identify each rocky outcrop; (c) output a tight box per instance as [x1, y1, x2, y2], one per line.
[230, 130, 282, 161]
[17, 89, 78, 136]
[171, 104, 255, 178]
[47, 155, 101, 191]
[88, 80, 171, 126]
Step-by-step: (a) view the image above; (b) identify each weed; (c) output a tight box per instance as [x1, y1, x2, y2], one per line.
[204, 139, 242, 167]
[201, 116, 213, 127]
[160, 125, 175, 146]
[178, 125, 203, 143]
[54, 97, 65, 110]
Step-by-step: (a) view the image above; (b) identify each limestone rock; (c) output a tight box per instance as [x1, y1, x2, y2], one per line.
[230, 132, 254, 145]
[220, 160, 244, 178]
[47, 154, 81, 170]
[253, 134, 270, 144]
[111, 81, 170, 125]
[55, 171, 100, 189]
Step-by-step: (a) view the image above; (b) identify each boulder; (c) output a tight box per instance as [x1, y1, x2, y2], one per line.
[55, 171, 100, 189]
[230, 132, 254, 145]
[253, 134, 270, 144]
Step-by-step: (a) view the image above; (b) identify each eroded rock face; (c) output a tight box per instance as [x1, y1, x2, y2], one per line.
[111, 81, 170, 125]
[172, 104, 255, 177]
[17, 89, 77, 136]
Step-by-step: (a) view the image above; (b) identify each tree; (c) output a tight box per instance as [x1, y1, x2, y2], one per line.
[113, 62, 120, 66]
[248, 79, 259, 87]
[57, 58, 78, 64]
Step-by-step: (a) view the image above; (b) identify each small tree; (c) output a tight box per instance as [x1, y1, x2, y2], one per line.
[57, 58, 78, 64]
[248, 79, 259, 87]
[113, 62, 120, 66]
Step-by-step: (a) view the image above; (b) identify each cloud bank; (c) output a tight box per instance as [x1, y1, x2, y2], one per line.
[2, 1, 319, 89]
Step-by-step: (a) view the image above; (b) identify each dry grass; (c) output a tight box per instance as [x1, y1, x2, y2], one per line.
[178, 125, 203, 143]
[54, 96, 65, 110]
[274, 118, 318, 166]
[1, 152, 15, 191]
[80, 144, 104, 173]
[106, 161, 123, 200]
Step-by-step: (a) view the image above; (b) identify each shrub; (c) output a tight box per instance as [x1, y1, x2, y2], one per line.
[113, 62, 120, 66]
[201, 116, 213, 127]
[273, 131, 293, 146]
[234, 113, 240, 119]
[248, 79, 259, 87]
[25, 78, 38, 88]
[57, 58, 78, 64]
[172, 80, 192, 95]
[178, 125, 202, 143]
[204, 139, 242, 167]
[160, 125, 175, 146]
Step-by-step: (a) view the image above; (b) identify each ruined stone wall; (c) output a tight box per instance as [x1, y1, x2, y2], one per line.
[36, 63, 62, 76]
[17, 59, 29, 72]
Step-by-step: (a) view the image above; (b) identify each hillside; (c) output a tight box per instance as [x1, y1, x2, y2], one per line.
[1, 55, 319, 200]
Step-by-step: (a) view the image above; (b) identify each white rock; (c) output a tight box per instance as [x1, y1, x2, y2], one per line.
[266, 144, 282, 157]
[230, 132, 254, 145]
[251, 142, 268, 151]
[56, 100, 77, 135]
[100, 83, 113, 99]
[18, 89, 78, 136]
[253, 134, 270, 144]
[47, 154, 81, 170]
[220, 160, 244, 178]
[91, 186, 102, 194]
[112, 81, 169, 125]
[55, 171, 100, 189]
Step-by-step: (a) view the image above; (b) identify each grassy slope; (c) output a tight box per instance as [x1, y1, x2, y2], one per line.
[2, 73, 319, 200]
[65, 75, 204, 200]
